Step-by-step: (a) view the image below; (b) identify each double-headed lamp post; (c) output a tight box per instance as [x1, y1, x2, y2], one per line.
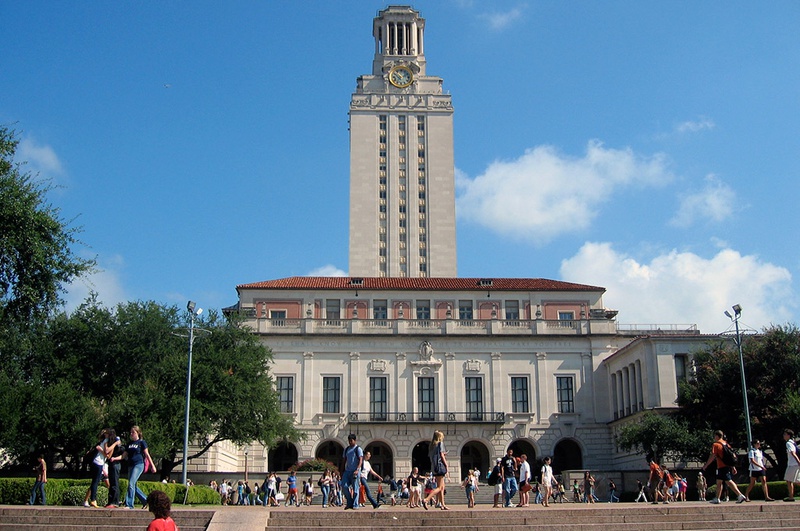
[182, 301, 203, 487]
[724, 304, 752, 448]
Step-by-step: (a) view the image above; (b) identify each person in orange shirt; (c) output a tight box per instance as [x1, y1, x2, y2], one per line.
[702, 430, 747, 504]
[647, 456, 663, 504]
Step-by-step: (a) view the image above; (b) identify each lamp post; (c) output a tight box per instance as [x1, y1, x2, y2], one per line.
[725, 304, 752, 448]
[182, 301, 203, 487]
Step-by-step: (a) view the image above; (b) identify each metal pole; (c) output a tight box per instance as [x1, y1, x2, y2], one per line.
[734, 313, 753, 448]
[182, 311, 195, 486]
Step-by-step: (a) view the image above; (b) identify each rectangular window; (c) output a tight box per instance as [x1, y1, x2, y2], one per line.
[373, 300, 387, 320]
[511, 377, 529, 413]
[556, 376, 575, 413]
[323, 376, 341, 414]
[416, 300, 431, 320]
[325, 300, 340, 321]
[270, 310, 286, 320]
[277, 376, 294, 413]
[505, 301, 520, 320]
[418, 377, 435, 421]
[370, 377, 388, 421]
[465, 377, 484, 421]
[458, 300, 473, 320]
[558, 311, 575, 321]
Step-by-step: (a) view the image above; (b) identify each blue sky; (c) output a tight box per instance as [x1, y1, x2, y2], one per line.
[2, 1, 798, 334]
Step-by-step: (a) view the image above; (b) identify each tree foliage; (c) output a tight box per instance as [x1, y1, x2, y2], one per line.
[0, 297, 299, 477]
[0, 126, 94, 324]
[616, 411, 708, 463]
[678, 324, 800, 472]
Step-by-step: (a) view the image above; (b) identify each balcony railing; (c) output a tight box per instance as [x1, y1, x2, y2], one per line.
[243, 317, 699, 337]
[347, 411, 506, 424]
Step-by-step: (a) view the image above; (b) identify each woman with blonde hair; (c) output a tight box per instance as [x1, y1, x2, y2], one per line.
[422, 430, 449, 510]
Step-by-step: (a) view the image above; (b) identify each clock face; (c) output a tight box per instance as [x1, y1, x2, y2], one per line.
[389, 66, 413, 88]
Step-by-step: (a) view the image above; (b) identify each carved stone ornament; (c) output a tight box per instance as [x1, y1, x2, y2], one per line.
[464, 360, 481, 372]
[368, 359, 387, 372]
[411, 340, 442, 369]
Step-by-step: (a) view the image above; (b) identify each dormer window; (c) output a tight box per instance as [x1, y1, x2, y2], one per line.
[350, 278, 364, 286]
[478, 279, 493, 287]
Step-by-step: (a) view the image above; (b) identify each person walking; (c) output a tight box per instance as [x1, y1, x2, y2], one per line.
[702, 430, 747, 504]
[517, 455, 531, 507]
[422, 430, 449, 510]
[540, 456, 554, 507]
[635, 479, 648, 502]
[359, 451, 382, 509]
[500, 448, 517, 508]
[29, 455, 47, 505]
[341, 434, 363, 510]
[105, 429, 123, 508]
[783, 429, 800, 502]
[120, 425, 158, 510]
[745, 440, 774, 501]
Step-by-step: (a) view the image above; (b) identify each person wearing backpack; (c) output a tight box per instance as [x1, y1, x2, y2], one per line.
[702, 429, 747, 504]
[488, 458, 502, 507]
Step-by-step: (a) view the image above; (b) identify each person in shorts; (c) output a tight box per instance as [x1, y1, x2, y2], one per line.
[745, 440, 774, 501]
[783, 429, 800, 502]
[702, 430, 746, 504]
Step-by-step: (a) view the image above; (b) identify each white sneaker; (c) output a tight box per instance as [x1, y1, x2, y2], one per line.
[709, 498, 720, 504]
[83, 501, 90, 507]
[736, 495, 746, 504]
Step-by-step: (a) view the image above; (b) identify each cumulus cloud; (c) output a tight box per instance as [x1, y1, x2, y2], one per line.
[479, 6, 525, 31]
[17, 137, 64, 179]
[670, 174, 736, 228]
[63, 254, 128, 312]
[456, 141, 673, 244]
[560, 242, 794, 333]
[306, 264, 347, 277]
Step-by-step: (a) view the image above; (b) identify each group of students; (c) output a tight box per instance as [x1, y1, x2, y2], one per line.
[29, 425, 157, 510]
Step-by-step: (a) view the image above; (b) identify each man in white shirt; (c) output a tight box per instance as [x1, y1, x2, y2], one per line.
[360, 451, 382, 509]
[784, 429, 800, 502]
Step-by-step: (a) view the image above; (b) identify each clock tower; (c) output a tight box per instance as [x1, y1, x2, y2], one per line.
[348, 6, 456, 278]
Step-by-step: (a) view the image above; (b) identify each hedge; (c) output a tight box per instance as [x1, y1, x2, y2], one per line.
[1, 478, 218, 505]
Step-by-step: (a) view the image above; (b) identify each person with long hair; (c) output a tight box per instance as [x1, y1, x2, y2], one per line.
[105, 429, 123, 508]
[120, 425, 158, 509]
[422, 430, 449, 510]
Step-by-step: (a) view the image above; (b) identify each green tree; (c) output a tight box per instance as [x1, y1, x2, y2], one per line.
[678, 324, 800, 473]
[616, 411, 708, 463]
[0, 297, 299, 477]
[0, 126, 94, 324]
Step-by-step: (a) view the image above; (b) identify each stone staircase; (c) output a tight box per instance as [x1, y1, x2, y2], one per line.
[0, 506, 215, 531]
[265, 502, 800, 531]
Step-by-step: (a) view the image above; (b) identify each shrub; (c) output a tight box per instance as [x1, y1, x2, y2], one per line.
[296, 458, 336, 473]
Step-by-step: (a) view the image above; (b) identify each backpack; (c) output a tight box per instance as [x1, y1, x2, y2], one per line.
[487, 465, 500, 486]
[721, 443, 737, 467]
[318, 476, 324, 487]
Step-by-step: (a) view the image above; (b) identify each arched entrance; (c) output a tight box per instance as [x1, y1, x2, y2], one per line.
[268, 441, 298, 471]
[411, 441, 431, 473]
[508, 439, 536, 465]
[552, 439, 582, 474]
[315, 439, 345, 471]
[364, 441, 394, 479]
[460, 440, 490, 480]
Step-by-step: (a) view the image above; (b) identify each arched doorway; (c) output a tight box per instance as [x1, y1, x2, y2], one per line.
[411, 441, 431, 473]
[508, 439, 536, 465]
[315, 439, 345, 471]
[460, 440, 490, 480]
[552, 439, 582, 475]
[268, 441, 298, 471]
[364, 441, 394, 479]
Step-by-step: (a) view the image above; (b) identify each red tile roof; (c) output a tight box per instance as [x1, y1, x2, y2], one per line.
[237, 277, 605, 292]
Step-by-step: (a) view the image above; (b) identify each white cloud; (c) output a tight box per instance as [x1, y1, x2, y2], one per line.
[670, 174, 736, 228]
[479, 6, 525, 31]
[456, 141, 673, 244]
[560, 242, 794, 333]
[676, 117, 715, 133]
[63, 254, 128, 312]
[306, 264, 347, 277]
[16, 137, 64, 179]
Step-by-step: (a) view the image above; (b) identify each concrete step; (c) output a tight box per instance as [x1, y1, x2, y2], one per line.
[264, 502, 800, 531]
[0, 506, 215, 531]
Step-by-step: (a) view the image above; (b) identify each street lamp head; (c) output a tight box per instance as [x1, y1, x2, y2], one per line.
[732, 304, 742, 316]
[724, 310, 732, 319]
[196, 308, 203, 316]
[187, 301, 196, 313]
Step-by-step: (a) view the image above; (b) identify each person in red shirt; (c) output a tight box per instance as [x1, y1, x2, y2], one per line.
[702, 430, 746, 504]
[647, 456, 663, 504]
[146, 490, 178, 531]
